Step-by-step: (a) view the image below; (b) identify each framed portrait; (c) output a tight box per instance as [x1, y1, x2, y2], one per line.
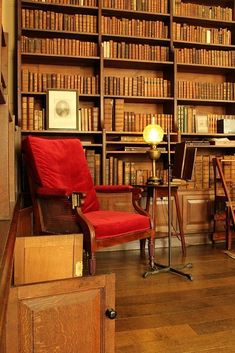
[46, 89, 78, 130]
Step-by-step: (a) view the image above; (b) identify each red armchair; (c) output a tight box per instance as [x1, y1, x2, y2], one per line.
[22, 136, 155, 275]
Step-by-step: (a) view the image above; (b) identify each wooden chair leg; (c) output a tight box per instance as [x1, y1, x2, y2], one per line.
[140, 239, 146, 253]
[88, 253, 96, 276]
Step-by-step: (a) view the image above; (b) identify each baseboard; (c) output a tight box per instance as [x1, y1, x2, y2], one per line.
[99, 233, 213, 252]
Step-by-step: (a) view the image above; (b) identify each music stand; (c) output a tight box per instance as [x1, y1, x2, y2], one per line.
[172, 141, 197, 181]
[144, 138, 196, 280]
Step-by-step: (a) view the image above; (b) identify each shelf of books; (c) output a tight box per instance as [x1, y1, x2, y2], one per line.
[18, 0, 235, 236]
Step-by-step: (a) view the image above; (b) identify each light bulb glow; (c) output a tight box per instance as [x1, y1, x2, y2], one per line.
[143, 124, 164, 145]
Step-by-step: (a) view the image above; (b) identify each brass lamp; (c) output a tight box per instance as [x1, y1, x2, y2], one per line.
[143, 121, 164, 184]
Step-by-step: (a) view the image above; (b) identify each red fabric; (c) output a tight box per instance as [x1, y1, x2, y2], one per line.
[95, 185, 133, 193]
[37, 186, 71, 196]
[85, 210, 150, 238]
[22, 136, 99, 213]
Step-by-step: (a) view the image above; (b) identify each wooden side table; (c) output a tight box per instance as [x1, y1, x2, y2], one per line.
[139, 184, 186, 256]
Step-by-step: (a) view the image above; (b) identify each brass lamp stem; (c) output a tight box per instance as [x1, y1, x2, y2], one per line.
[147, 144, 162, 185]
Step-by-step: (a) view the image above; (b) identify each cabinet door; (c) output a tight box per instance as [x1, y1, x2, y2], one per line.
[6, 274, 115, 353]
[182, 192, 213, 234]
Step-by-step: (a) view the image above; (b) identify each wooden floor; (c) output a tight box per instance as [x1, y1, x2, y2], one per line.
[96, 243, 235, 353]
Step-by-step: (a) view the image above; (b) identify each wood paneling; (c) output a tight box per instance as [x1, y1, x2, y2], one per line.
[7, 274, 115, 353]
[14, 234, 83, 285]
[182, 192, 213, 233]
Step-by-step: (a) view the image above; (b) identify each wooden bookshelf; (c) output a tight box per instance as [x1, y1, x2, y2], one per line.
[17, 0, 235, 239]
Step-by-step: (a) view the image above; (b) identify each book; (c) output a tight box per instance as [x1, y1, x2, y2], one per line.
[195, 115, 208, 133]
[104, 98, 114, 131]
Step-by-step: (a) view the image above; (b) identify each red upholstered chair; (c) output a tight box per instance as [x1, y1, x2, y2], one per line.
[22, 136, 155, 275]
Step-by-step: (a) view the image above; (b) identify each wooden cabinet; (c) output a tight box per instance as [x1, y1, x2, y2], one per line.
[3, 202, 116, 353]
[181, 191, 213, 234]
[17, 0, 235, 236]
[6, 274, 115, 353]
[14, 233, 83, 285]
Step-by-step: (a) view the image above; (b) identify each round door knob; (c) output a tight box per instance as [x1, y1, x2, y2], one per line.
[105, 308, 117, 320]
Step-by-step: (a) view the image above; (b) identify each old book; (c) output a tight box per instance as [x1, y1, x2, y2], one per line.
[27, 96, 34, 130]
[195, 115, 208, 133]
[124, 161, 131, 185]
[21, 69, 29, 92]
[202, 155, 210, 189]
[92, 107, 99, 131]
[94, 153, 101, 185]
[109, 156, 114, 185]
[85, 149, 95, 182]
[117, 159, 123, 185]
[21, 96, 28, 130]
[114, 99, 124, 131]
[104, 98, 114, 131]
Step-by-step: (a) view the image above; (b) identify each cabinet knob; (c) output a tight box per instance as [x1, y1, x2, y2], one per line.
[105, 308, 117, 320]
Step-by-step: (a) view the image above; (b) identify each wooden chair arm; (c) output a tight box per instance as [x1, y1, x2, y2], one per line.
[132, 187, 151, 218]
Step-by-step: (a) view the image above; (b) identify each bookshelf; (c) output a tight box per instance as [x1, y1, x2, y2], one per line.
[17, 0, 235, 240]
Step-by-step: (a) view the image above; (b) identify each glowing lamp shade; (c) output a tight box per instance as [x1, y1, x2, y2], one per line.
[143, 123, 164, 184]
[143, 124, 164, 145]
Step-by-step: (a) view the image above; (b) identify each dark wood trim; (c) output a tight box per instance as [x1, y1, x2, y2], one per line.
[0, 197, 20, 342]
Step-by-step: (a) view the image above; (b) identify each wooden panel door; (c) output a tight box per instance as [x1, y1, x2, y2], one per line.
[6, 274, 115, 353]
[181, 191, 213, 234]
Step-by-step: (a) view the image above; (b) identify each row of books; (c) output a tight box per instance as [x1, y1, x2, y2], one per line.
[22, 97, 45, 131]
[177, 106, 235, 134]
[103, 98, 173, 132]
[84, 149, 101, 186]
[104, 76, 171, 97]
[21, 36, 98, 57]
[31, 0, 97, 5]
[78, 107, 99, 131]
[22, 10, 97, 33]
[101, 17, 168, 39]
[103, 41, 169, 61]
[21, 69, 99, 94]
[173, 23, 231, 45]
[105, 158, 155, 186]
[122, 112, 172, 133]
[175, 48, 235, 67]
[178, 81, 235, 101]
[102, 0, 168, 13]
[86, 151, 235, 189]
[189, 154, 235, 191]
[104, 154, 235, 189]
[21, 95, 100, 132]
[173, 1, 233, 21]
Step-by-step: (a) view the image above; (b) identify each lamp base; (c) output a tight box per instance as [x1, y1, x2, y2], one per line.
[146, 176, 162, 185]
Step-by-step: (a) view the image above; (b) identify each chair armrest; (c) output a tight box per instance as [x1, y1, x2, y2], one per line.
[131, 187, 150, 217]
[95, 185, 133, 193]
[37, 186, 71, 197]
[37, 186, 86, 198]
[36, 187, 87, 209]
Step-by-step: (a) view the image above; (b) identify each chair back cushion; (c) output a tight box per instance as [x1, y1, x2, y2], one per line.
[22, 136, 99, 213]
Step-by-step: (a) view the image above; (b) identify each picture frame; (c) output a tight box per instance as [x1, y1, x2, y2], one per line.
[195, 114, 209, 133]
[46, 89, 78, 130]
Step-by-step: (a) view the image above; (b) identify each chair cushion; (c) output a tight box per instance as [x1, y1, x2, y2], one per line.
[84, 210, 150, 238]
[22, 136, 99, 213]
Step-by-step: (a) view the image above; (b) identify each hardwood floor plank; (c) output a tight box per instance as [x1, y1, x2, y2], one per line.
[96, 244, 235, 352]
